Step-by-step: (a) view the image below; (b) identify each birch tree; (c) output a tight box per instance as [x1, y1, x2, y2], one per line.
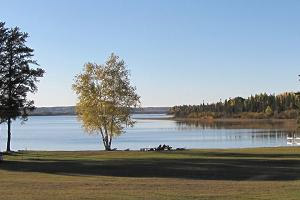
[72, 53, 140, 150]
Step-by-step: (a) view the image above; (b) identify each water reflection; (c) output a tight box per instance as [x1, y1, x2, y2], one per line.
[175, 120, 297, 130]
[175, 120, 300, 146]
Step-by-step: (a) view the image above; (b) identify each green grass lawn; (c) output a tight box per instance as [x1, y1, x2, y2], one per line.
[1, 147, 300, 200]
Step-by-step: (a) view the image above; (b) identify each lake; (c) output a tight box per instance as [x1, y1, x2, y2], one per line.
[0, 114, 298, 151]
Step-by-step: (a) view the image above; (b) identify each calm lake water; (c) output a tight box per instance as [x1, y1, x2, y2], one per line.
[0, 114, 298, 151]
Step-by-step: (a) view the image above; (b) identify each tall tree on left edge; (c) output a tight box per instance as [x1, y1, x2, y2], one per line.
[0, 22, 8, 137]
[0, 22, 45, 152]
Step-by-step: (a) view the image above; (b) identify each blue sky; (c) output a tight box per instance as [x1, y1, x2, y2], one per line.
[1, 0, 300, 107]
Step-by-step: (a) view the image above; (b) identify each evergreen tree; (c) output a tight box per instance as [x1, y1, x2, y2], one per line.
[0, 22, 45, 152]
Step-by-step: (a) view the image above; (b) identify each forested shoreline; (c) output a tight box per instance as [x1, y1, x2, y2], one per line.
[169, 92, 300, 119]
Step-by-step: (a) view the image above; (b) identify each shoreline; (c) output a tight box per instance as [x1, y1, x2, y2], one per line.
[27, 113, 298, 124]
[4, 145, 299, 154]
[10, 145, 298, 152]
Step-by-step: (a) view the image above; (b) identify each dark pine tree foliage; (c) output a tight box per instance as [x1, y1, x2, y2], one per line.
[0, 22, 44, 152]
[0, 22, 7, 125]
[169, 93, 300, 119]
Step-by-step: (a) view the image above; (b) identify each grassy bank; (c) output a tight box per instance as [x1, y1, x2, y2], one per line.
[1, 147, 300, 199]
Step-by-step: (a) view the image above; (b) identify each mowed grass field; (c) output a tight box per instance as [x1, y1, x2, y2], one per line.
[1, 147, 300, 200]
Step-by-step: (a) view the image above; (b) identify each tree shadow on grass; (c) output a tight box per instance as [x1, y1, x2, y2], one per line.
[1, 153, 300, 181]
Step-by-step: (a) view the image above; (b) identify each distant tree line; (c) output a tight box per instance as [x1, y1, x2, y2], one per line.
[169, 92, 300, 119]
